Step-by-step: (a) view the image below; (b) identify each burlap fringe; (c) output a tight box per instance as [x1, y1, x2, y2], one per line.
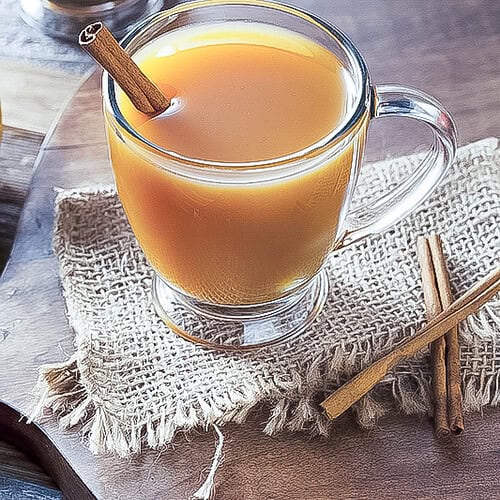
[26, 302, 499, 499]
[193, 425, 224, 500]
[29, 302, 499, 457]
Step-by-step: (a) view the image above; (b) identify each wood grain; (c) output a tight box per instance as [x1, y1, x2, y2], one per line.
[0, 62, 82, 134]
[0, 0, 499, 498]
[0, 439, 56, 488]
[0, 402, 95, 500]
[0, 476, 61, 500]
[0, 126, 44, 270]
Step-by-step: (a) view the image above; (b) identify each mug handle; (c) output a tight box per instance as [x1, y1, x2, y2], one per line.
[339, 84, 458, 247]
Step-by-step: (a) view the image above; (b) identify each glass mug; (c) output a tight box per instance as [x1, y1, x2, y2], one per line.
[104, 0, 457, 350]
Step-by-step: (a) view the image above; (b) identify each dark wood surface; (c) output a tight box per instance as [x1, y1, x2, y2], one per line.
[0, 126, 44, 271]
[1, 1, 499, 498]
[0, 402, 91, 499]
[0, 439, 56, 490]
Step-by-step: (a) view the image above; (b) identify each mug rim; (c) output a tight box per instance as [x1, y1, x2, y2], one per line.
[104, 0, 371, 172]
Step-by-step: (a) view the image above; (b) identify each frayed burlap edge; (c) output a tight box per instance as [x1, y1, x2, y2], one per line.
[29, 304, 500, 456]
[28, 139, 500, 458]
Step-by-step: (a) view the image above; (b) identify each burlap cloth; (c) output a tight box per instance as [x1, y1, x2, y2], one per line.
[32, 138, 500, 457]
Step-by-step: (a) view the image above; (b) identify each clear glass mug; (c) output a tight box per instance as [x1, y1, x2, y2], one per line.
[104, 0, 457, 350]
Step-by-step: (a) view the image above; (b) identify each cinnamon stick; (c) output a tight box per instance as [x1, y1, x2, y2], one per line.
[417, 236, 450, 438]
[79, 22, 169, 114]
[429, 234, 464, 434]
[320, 266, 500, 420]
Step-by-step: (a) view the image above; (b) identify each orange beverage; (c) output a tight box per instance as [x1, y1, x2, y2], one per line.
[106, 22, 368, 304]
[102, 2, 456, 349]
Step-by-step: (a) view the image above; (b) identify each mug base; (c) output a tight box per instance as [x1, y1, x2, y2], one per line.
[152, 271, 328, 351]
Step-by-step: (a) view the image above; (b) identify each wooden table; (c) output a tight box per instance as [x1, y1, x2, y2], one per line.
[1, 1, 499, 498]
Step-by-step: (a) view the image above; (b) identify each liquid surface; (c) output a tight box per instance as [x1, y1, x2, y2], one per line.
[118, 22, 352, 162]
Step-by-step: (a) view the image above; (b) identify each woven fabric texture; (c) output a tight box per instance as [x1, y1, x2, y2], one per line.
[33, 138, 500, 456]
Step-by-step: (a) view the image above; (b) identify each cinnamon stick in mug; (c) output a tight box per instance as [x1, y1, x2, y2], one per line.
[79, 22, 169, 114]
